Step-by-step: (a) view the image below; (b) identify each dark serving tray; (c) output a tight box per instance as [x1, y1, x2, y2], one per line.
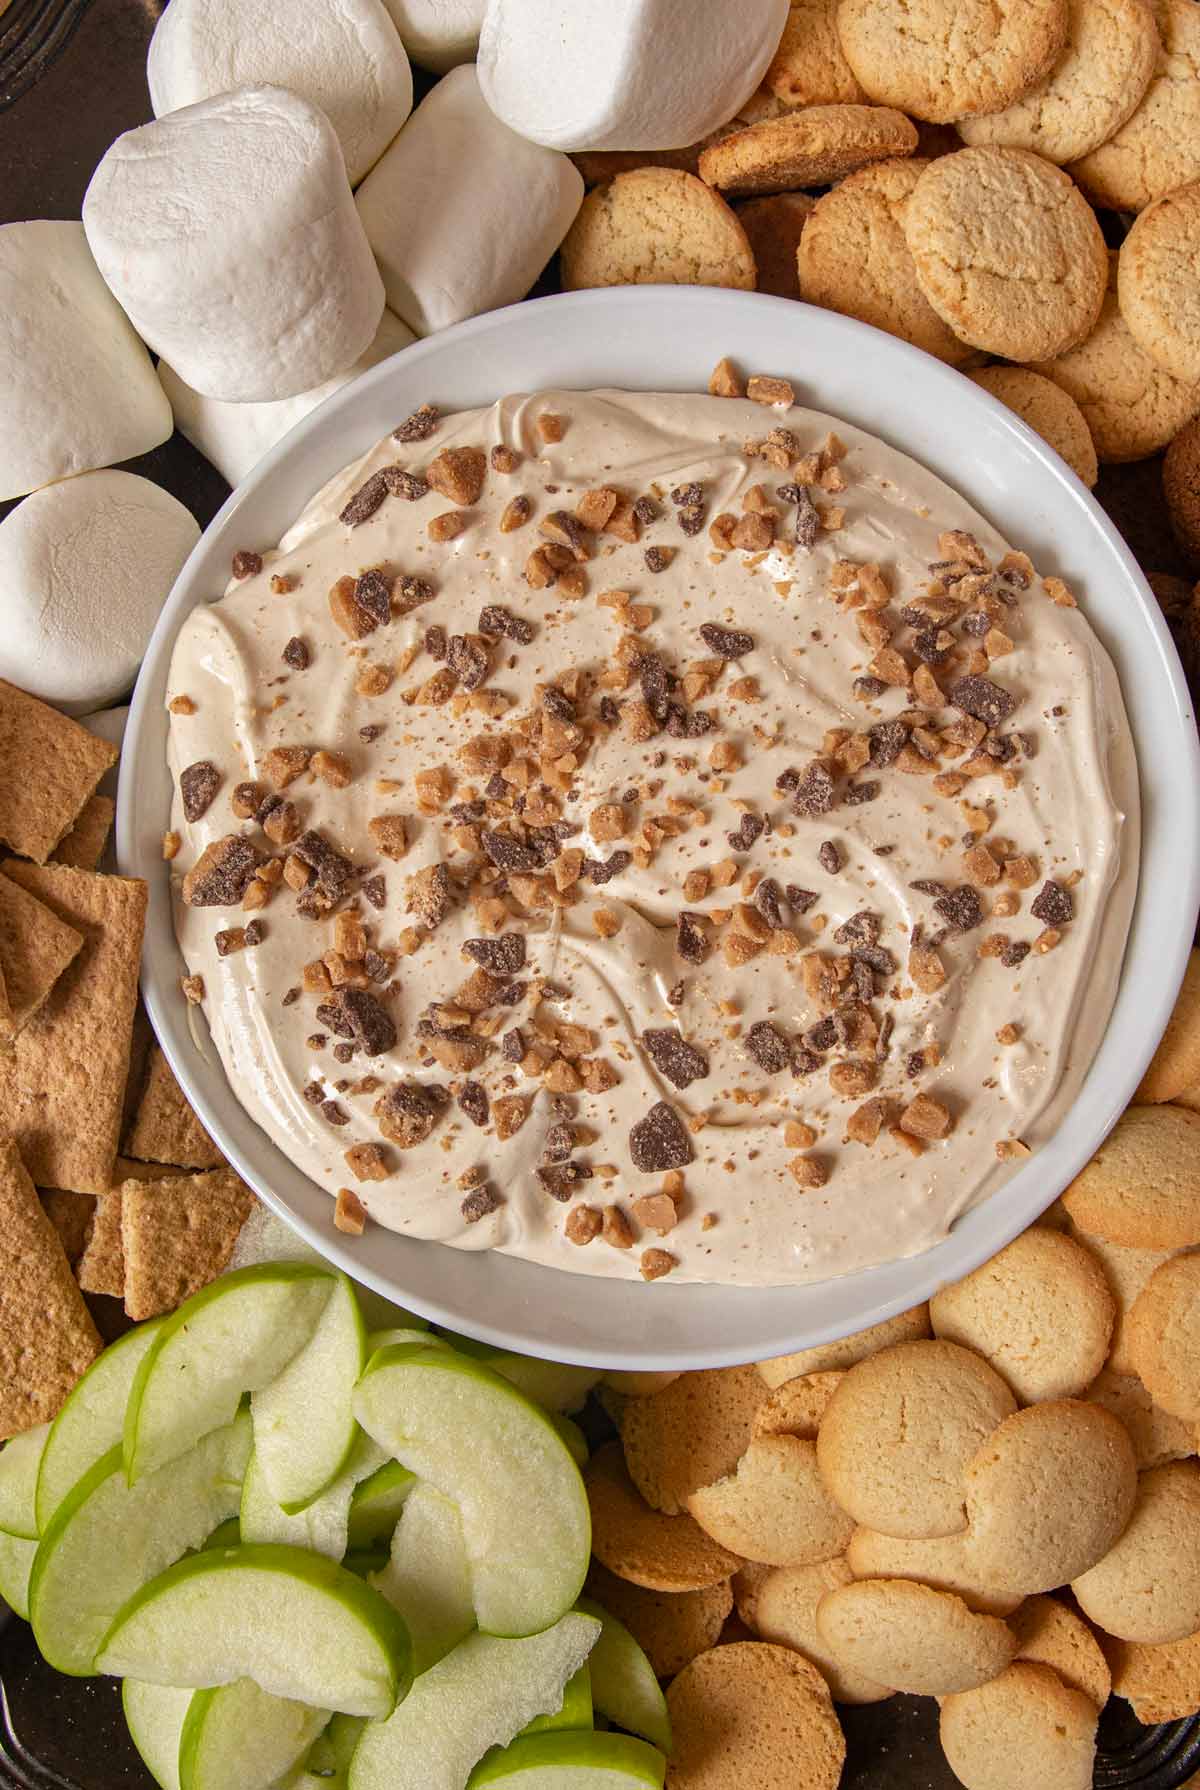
[2, 5, 1197, 1786]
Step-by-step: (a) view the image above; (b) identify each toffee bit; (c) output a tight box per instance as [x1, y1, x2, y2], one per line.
[393, 403, 439, 442]
[282, 636, 310, 670]
[580, 850, 632, 886]
[359, 723, 384, 744]
[933, 886, 984, 932]
[699, 622, 754, 659]
[395, 574, 435, 615]
[491, 444, 520, 473]
[231, 549, 263, 579]
[727, 812, 765, 852]
[542, 685, 576, 721]
[598, 696, 621, 727]
[340, 470, 391, 528]
[362, 874, 386, 910]
[818, 840, 842, 875]
[179, 760, 221, 823]
[949, 674, 1017, 728]
[854, 675, 888, 701]
[641, 1028, 710, 1090]
[182, 835, 265, 907]
[644, 546, 674, 574]
[746, 1019, 791, 1074]
[282, 987, 300, 1007]
[462, 1184, 502, 1223]
[375, 1080, 448, 1147]
[1001, 940, 1031, 968]
[629, 1100, 694, 1173]
[538, 1162, 593, 1202]
[868, 720, 909, 767]
[1030, 880, 1073, 926]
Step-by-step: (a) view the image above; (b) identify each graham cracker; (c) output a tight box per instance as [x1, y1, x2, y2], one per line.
[121, 1167, 255, 1321]
[0, 682, 118, 863]
[52, 794, 116, 872]
[39, 1189, 95, 1268]
[76, 1159, 176, 1298]
[0, 863, 147, 1195]
[0, 868, 85, 1049]
[0, 1134, 102, 1438]
[124, 1044, 224, 1171]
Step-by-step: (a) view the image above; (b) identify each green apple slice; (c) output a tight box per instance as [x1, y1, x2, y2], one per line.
[468, 1731, 666, 1788]
[123, 1679, 192, 1790]
[347, 1612, 600, 1790]
[369, 1479, 476, 1674]
[241, 1430, 387, 1560]
[522, 1664, 593, 1735]
[37, 1321, 164, 1533]
[202, 1518, 241, 1550]
[179, 1678, 330, 1790]
[347, 1461, 416, 1550]
[577, 1600, 671, 1754]
[0, 1422, 49, 1539]
[96, 1543, 411, 1719]
[436, 1333, 601, 1415]
[30, 1412, 251, 1675]
[125, 1265, 334, 1484]
[367, 1327, 448, 1354]
[354, 1346, 590, 1637]
[551, 1415, 589, 1470]
[227, 1209, 428, 1335]
[0, 1530, 37, 1620]
[253, 1274, 365, 1513]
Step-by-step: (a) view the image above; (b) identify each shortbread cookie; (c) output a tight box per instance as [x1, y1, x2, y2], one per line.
[797, 159, 974, 366]
[765, 0, 866, 106]
[587, 1562, 733, 1681]
[1086, 1366, 1197, 1471]
[1010, 1596, 1112, 1707]
[753, 1372, 844, 1440]
[1120, 185, 1200, 385]
[1065, 1224, 1175, 1374]
[698, 105, 918, 197]
[756, 1304, 931, 1388]
[560, 168, 756, 293]
[586, 1442, 744, 1592]
[968, 367, 1098, 488]
[1136, 948, 1200, 1100]
[835, 0, 1069, 124]
[1127, 1255, 1200, 1422]
[1073, 1461, 1200, 1643]
[817, 1340, 1017, 1539]
[619, 1364, 766, 1514]
[1164, 419, 1200, 564]
[732, 1560, 774, 1629]
[903, 147, 1107, 362]
[814, 1578, 1016, 1696]
[929, 1228, 1115, 1403]
[665, 1642, 845, 1790]
[1069, 0, 1200, 213]
[959, 0, 1159, 165]
[845, 1527, 1023, 1617]
[940, 1663, 1098, 1790]
[1104, 1626, 1200, 1724]
[1062, 1103, 1200, 1248]
[963, 1401, 1138, 1595]
[752, 1559, 894, 1703]
[688, 1436, 855, 1567]
[736, 193, 814, 299]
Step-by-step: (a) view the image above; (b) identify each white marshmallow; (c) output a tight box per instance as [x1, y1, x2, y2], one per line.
[355, 67, 584, 336]
[147, 0, 413, 185]
[0, 472, 199, 715]
[158, 309, 417, 487]
[477, 0, 790, 151]
[381, 0, 484, 71]
[83, 87, 386, 404]
[0, 221, 172, 503]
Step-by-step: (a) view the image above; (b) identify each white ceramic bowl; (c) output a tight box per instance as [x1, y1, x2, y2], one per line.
[120, 286, 1200, 1370]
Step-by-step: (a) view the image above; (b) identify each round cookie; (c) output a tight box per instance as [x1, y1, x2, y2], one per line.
[587, 1561, 734, 1681]
[1073, 1461, 1200, 1643]
[968, 367, 1098, 488]
[1009, 1595, 1112, 1706]
[834, 0, 1069, 125]
[1065, 1222, 1176, 1375]
[797, 159, 975, 366]
[619, 1364, 766, 1515]
[1069, 0, 1200, 213]
[963, 1401, 1138, 1596]
[958, 0, 1159, 165]
[929, 1228, 1115, 1403]
[814, 1578, 1016, 1695]
[664, 1642, 845, 1790]
[816, 1340, 1018, 1540]
[1119, 185, 1200, 386]
[1164, 419, 1200, 565]
[753, 1371, 844, 1440]
[765, 0, 866, 107]
[903, 146, 1108, 361]
[1127, 1254, 1200, 1422]
[697, 105, 918, 197]
[751, 1559, 894, 1703]
[845, 1527, 1023, 1617]
[756, 1303, 931, 1389]
[940, 1662, 1098, 1790]
[688, 1436, 855, 1567]
[1137, 948, 1200, 1103]
[1085, 1366, 1197, 1471]
[1061, 1103, 1200, 1247]
[560, 168, 756, 293]
[1104, 1626, 1200, 1724]
[736, 193, 815, 300]
[732, 1560, 775, 1629]
[586, 1441, 744, 1592]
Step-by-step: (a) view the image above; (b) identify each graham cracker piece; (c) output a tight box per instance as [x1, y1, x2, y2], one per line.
[0, 1134, 102, 1438]
[39, 1189, 95, 1268]
[76, 1159, 176, 1298]
[0, 868, 85, 1049]
[52, 794, 115, 872]
[0, 682, 118, 863]
[121, 1167, 256, 1321]
[0, 863, 147, 1194]
[124, 1044, 224, 1170]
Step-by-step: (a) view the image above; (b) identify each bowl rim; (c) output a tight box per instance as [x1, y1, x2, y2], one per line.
[118, 284, 1200, 1369]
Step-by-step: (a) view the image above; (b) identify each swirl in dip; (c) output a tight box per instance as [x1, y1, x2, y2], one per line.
[165, 384, 1137, 1286]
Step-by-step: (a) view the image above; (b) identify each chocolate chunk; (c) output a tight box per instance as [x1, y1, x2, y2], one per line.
[910, 878, 948, 897]
[961, 610, 993, 637]
[1031, 879, 1073, 926]
[291, 830, 354, 901]
[383, 467, 429, 502]
[375, 1079, 448, 1147]
[852, 943, 896, 975]
[458, 1081, 490, 1127]
[243, 919, 264, 947]
[462, 1184, 501, 1223]
[542, 1121, 576, 1163]
[541, 685, 576, 721]
[905, 1050, 926, 1078]
[502, 1027, 526, 1062]
[642, 1028, 710, 1090]
[477, 604, 535, 644]
[393, 403, 439, 442]
[537, 1162, 593, 1202]
[679, 505, 706, 535]
[340, 471, 390, 528]
[637, 652, 670, 713]
[818, 840, 842, 875]
[629, 1100, 694, 1173]
[495, 981, 525, 1006]
[354, 568, 393, 630]
[793, 1048, 822, 1077]
[282, 637, 310, 671]
[793, 762, 837, 817]
[676, 911, 711, 964]
[671, 482, 703, 506]
[319, 988, 397, 1056]
[805, 1017, 838, 1053]
[754, 876, 784, 929]
[321, 1100, 349, 1125]
[1001, 940, 1031, 968]
[464, 933, 526, 975]
[949, 675, 1017, 728]
[776, 767, 801, 792]
[727, 812, 765, 852]
[665, 705, 714, 738]
[580, 850, 632, 885]
[282, 988, 300, 1007]
[868, 720, 910, 767]
[876, 1012, 894, 1059]
[362, 874, 386, 910]
[395, 575, 435, 615]
[912, 627, 953, 664]
[179, 760, 221, 823]
[360, 724, 384, 745]
[746, 1020, 791, 1074]
[482, 830, 541, 874]
[844, 780, 880, 805]
[834, 910, 881, 946]
[933, 886, 984, 932]
[425, 624, 448, 660]
[598, 696, 621, 726]
[984, 731, 1016, 764]
[447, 633, 490, 691]
[795, 487, 821, 550]
[332, 1043, 355, 1065]
[854, 676, 888, 700]
[699, 622, 754, 659]
[644, 546, 672, 573]
[786, 885, 819, 914]
[232, 549, 262, 579]
[302, 1081, 325, 1106]
[181, 834, 264, 907]
[633, 496, 658, 525]
[363, 949, 389, 983]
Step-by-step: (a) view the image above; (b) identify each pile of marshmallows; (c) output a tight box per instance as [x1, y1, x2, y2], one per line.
[0, 0, 792, 716]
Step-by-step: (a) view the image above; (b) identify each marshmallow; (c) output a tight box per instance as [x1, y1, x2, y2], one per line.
[356, 67, 584, 335]
[147, 0, 413, 185]
[381, 0, 484, 71]
[0, 472, 199, 715]
[83, 88, 386, 404]
[158, 309, 417, 488]
[0, 222, 172, 503]
[477, 0, 790, 151]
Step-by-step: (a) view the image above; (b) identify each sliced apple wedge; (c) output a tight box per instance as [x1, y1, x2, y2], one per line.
[347, 1611, 600, 1790]
[253, 1274, 365, 1514]
[522, 1664, 593, 1735]
[0, 1530, 37, 1620]
[125, 1265, 334, 1484]
[179, 1678, 330, 1790]
[123, 1679, 192, 1790]
[0, 1423, 49, 1540]
[226, 1210, 427, 1336]
[354, 1346, 590, 1637]
[37, 1321, 164, 1532]
[347, 1462, 416, 1551]
[551, 1415, 589, 1470]
[30, 1412, 251, 1676]
[577, 1600, 671, 1754]
[436, 1333, 602, 1415]
[468, 1732, 666, 1787]
[369, 1479, 475, 1674]
[96, 1543, 411, 1719]
[241, 1430, 387, 1561]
